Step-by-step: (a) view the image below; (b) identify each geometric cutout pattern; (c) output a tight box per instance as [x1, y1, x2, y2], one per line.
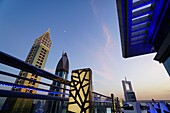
[67, 68, 92, 113]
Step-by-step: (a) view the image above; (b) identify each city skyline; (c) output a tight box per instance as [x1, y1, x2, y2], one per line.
[0, 0, 170, 100]
[1, 29, 52, 112]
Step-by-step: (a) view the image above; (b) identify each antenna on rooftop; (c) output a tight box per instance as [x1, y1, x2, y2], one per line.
[62, 49, 65, 55]
[125, 76, 127, 81]
[47, 28, 50, 33]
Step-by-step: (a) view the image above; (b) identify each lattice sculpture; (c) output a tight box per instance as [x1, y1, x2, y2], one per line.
[67, 68, 92, 113]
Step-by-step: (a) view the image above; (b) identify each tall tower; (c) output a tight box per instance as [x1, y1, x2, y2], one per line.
[14, 28, 52, 93]
[45, 52, 69, 113]
[53, 52, 69, 97]
[1, 29, 52, 113]
[122, 77, 136, 102]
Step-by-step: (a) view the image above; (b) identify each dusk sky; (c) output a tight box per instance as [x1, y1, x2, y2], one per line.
[0, 0, 170, 100]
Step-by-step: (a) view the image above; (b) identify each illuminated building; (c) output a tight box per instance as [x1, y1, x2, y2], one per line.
[1, 29, 52, 113]
[116, 0, 170, 76]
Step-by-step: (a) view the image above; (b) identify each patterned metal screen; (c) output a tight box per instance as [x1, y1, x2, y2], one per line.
[67, 68, 92, 113]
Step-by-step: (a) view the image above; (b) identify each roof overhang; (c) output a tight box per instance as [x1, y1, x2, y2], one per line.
[116, 0, 170, 58]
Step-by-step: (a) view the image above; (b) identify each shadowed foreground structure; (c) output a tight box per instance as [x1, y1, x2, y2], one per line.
[116, 0, 170, 76]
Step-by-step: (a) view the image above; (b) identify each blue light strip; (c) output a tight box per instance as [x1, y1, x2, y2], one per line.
[132, 0, 154, 10]
[0, 81, 69, 95]
[132, 11, 153, 19]
[132, 14, 151, 26]
[0, 89, 69, 101]
[132, 14, 150, 21]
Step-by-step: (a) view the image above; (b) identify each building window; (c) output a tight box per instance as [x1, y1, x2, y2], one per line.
[30, 90, 33, 93]
[17, 80, 21, 84]
[35, 75, 38, 78]
[25, 89, 30, 93]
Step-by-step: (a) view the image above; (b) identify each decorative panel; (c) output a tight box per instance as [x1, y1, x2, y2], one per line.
[67, 68, 92, 113]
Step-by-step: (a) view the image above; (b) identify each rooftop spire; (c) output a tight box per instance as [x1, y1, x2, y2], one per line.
[56, 52, 69, 74]
[125, 76, 127, 81]
[62, 49, 65, 55]
[47, 28, 50, 33]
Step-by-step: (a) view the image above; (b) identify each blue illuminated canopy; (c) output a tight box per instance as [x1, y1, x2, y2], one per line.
[116, 0, 170, 58]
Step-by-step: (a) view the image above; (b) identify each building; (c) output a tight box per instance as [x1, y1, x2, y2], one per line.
[52, 52, 69, 97]
[122, 77, 136, 102]
[1, 29, 52, 113]
[122, 78, 141, 113]
[116, 0, 170, 76]
[45, 52, 69, 113]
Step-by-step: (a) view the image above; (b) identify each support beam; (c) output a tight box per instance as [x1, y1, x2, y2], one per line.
[131, 29, 148, 38]
[92, 92, 111, 99]
[111, 94, 115, 113]
[131, 40, 145, 45]
[132, 7, 153, 19]
[131, 35, 147, 42]
[132, 23, 150, 32]
[132, 15, 151, 26]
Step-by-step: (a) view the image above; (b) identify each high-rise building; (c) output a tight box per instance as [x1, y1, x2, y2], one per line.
[1, 29, 52, 113]
[45, 52, 69, 113]
[52, 52, 69, 97]
[122, 77, 136, 102]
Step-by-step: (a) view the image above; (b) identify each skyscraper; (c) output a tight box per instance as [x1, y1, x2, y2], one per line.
[122, 77, 136, 102]
[1, 29, 52, 113]
[45, 52, 69, 113]
[52, 52, 69, 97]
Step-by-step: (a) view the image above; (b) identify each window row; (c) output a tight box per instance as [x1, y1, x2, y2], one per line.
[25, 89, 33, 93]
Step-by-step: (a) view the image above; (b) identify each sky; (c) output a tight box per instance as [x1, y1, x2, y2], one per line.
[0, 0, 170, 100]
